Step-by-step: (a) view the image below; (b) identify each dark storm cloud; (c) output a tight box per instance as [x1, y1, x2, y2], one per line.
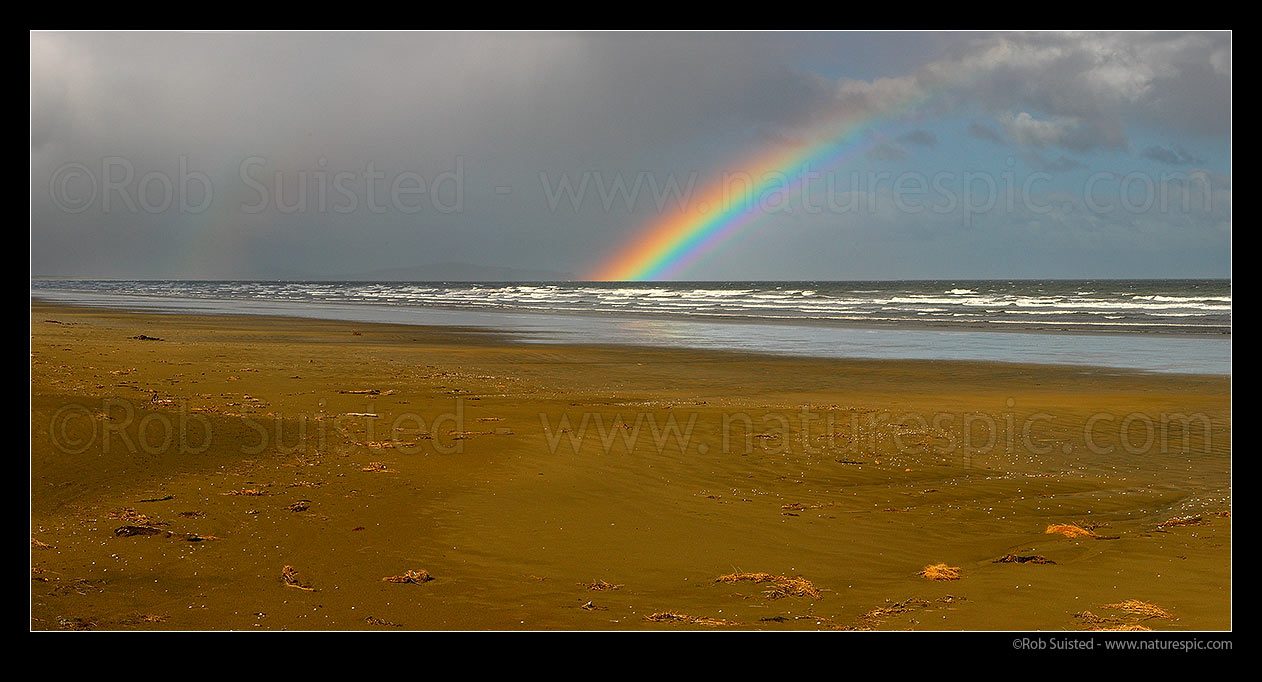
[30, 31, 1230, 279]
[30, 32, 838, 278]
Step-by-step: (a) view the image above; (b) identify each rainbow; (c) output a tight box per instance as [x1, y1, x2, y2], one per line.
[588, 85, 936, 281]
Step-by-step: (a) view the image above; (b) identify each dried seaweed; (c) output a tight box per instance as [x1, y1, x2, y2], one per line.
[114, 525, 165, 537]
[1045, 523, 1099, 538]
[114, 525, 217, 541]
[994, 554, 1055, 565]
[1157, 515, 1205, 529]
[579, 579, 622, 591]
[281, 565, 315, 591]
[918, 563, 961, 581]
[644, 611, 738, 626]
[1104, 600, 1174, 620]
[859, 598, 931, 627]
[716, 572, 821, 599]
[382, 569, 433, 584]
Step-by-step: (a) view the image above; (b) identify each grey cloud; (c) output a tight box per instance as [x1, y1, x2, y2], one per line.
[861, 130, 936, 163]
[999, 112, 1113, 152]
[967, 121, 1004, 144]
[865, 143, 907, 161]
[897, 130, 938, 147]
[1021, 150, 1085, 173]
[923, 32, 1229, 151]
[29, 32, 838, 278]
[1141, 144, 1204, 166]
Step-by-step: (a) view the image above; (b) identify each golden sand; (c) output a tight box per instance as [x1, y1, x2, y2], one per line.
[29, 303, 1231, 630]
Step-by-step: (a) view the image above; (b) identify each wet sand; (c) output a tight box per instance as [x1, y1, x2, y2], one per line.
[30, 302, 1231, 630]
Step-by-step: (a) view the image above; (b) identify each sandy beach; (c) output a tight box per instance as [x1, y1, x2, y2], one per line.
[30, 302, 1231, 630]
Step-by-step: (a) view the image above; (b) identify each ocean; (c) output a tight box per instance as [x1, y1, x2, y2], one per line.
[31, 279, 1231, 374]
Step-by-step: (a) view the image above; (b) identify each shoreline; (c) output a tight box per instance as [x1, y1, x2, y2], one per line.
[31, 302, 1231, 630]
[30, 294, 1232, 375]
[30, 300, 1184, 376]
[30, 288, 1232, 338]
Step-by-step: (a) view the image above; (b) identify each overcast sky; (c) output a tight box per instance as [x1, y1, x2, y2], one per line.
[30, 31, 1230, 280]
